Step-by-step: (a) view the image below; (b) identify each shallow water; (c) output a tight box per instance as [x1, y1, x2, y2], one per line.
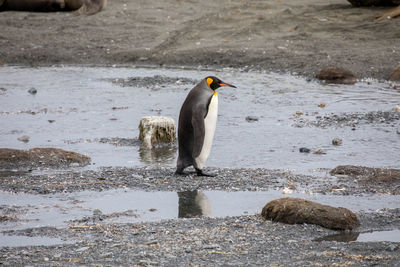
[0, 66, 399, 174]
[316, 229, 400, 243]
[1, 189, 400, 232]
[0, 234, 70, 248]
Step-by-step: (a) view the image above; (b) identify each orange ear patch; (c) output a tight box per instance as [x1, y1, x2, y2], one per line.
[206, 77, 213, 87]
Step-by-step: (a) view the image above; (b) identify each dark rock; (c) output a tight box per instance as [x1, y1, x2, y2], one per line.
[245, 116, 259, 122]
[28, 87, 37, 95]
[0, 148, 91, 169]
[390, 64, 400, 81]
[397, 124, 400, 134]
[299, 147, 310, 153]
[330, 165, 400, 184]
[261, 197, 360, 230]
[316, 66, 357, 84]
[347, 0, 400, 7]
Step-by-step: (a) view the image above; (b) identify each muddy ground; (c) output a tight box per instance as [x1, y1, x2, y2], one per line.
[1, 0, 400, 265]
[0, 0, 400, 80]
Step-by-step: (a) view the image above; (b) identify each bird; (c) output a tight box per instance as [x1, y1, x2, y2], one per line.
[176, 76, 236, 176]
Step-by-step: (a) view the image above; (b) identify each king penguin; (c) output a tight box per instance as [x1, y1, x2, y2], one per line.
[176, 76, 236, 176]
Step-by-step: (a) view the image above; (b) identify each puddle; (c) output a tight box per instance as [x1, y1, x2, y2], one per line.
[0, 66, 399, 174]
[315, 229, 400, 243]
[1, 189, 400, 232]
[0, 234, 70, 248]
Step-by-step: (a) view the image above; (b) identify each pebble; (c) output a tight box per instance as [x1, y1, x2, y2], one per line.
[28, 87, 37, 95]
[332, 138, 342, 146]
[313, 148, 326, 154]
[17, 135, 30, 143]
[299, 147, 310, 153]
[245, 116, 259, 122]
[397, 124, 400, 134]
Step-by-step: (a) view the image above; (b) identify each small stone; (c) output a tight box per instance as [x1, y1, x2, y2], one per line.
[149, 208, 157, 212]
[282, 187, 293, 194]
[332, 138, 343, 146]
[43, 257, 49, 262]
[295, 111, 303, 116]
[299, 147, 310, 153]
[69, 162, 80, 167]
[245, 116, 259, 122]
[313, 148, 326, 154]
[48, 120, 55, 123]
[28, 87, 37, 95]
[17, 135, 30, 143]
[318, 102, 326, 108]
[397, 124, 400, 134]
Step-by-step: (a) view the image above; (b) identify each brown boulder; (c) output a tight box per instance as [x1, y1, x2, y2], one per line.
[316, 66, 357, 84]
[330, 165, 400, 183]
[261, 197, 360, 230]
[389, 64, 400, 81]
[0, 148, 91, 169]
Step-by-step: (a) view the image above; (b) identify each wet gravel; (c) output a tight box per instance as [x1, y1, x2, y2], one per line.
[1, 210, 400, 266]
[292, 110, 400, 129]
[1, 166, 399, 266]
[0, 166, 398, 196]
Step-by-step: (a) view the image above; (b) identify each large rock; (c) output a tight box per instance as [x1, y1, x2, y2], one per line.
[0, 148, 90, 169]
[347, 0, 400, 6]
[316, 66, 357, 84]
[138, 116, 176, 149]
[261, 197, 360, 230]
[331, 165, 400, 183]
[389, 64, 400, 81]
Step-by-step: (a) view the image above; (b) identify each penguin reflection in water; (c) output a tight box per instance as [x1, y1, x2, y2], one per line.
[176, 76, 236, 176]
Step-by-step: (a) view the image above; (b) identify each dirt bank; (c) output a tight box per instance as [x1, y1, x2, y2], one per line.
[0, 0, 399, 80]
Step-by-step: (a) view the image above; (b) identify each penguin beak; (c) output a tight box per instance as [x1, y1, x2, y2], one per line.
[219, 82, 236, 88]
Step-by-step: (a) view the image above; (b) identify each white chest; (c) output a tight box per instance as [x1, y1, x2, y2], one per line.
[195, 93, 218, 168]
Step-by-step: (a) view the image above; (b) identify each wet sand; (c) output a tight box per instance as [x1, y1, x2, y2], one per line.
[1, 0, 400, 80]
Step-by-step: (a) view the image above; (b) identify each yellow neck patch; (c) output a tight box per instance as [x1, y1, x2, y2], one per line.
[213, 90, 218, 96]
[206, 78, 213, 87]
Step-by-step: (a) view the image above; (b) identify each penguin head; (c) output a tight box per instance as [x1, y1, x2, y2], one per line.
[206, 76, 236, 90]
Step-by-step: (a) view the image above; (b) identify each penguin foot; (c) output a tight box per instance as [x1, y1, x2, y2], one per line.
[196, 169, 216, 177]
[175, 169, 190, 176]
